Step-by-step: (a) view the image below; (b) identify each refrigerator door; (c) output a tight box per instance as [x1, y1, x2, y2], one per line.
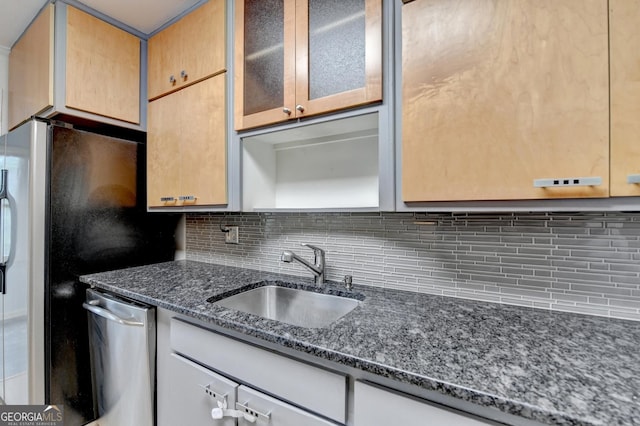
[0, 120, 47, 405]
[47, 125, 177, 425]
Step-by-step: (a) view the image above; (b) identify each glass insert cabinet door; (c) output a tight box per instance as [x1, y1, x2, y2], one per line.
[234, 0, 382, 130]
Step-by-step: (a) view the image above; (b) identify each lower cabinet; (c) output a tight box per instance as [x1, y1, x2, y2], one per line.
[354, 381, 496, 426]
[157, 309, 347, 425]
[162, 352, 336, 426]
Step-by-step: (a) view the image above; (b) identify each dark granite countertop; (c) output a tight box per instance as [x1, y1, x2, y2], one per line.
[80, 260, 640, 426]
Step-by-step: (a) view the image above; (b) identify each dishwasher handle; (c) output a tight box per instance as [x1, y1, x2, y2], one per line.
[83, 302, 145, 326]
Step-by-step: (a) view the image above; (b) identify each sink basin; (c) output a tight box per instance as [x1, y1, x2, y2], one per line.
[212, 285, 361, 328]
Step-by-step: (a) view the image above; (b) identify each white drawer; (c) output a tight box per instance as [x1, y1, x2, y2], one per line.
[237, 385, 337, 426]
[170, 318, 347, 424]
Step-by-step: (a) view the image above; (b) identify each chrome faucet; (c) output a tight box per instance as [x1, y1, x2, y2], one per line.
[280, 243, 325, 285]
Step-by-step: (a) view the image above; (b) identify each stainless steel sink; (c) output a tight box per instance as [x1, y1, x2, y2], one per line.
[213, 285, 361, 328]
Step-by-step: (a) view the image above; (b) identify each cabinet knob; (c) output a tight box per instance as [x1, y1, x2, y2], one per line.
[180, 70, 188, 80]
[296, 104, 305, 113]
[283, 107, 292, 115]
[169, 75, 176, 84]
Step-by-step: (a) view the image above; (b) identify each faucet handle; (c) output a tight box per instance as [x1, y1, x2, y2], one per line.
[301, 243, 324, 254]
[301, 243, 325, 265]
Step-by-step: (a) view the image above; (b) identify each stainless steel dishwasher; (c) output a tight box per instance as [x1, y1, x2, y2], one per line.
[83, 289, 155, 426]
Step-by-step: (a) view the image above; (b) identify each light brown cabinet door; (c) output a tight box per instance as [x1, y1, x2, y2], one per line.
[147, 89, 181, 207]
[294, 0, 382, 118]
[8, 4, 54, 130]
[147, 74, 227, 208]
[148, 0, 226, 100]
[234, 0, 296, 130]
[65, 6, 140, 124]
[180, 74, 227, 206]
[234, 0, 382, 130]
[610, 0, 640, 197]
[401, 0, 609, 202]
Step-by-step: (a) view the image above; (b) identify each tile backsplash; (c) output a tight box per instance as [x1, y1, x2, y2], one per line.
[185, 212, 640, 321]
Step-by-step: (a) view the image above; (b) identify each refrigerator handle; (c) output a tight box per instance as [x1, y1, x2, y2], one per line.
[0, 169, 7, 199]
[82, 302, 145, 327]
[0, 169, 15, 295]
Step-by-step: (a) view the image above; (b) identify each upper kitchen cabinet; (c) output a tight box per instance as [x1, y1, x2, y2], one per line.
[9, 3, 143, 131]
[147, 0, 226, 100]
[401, 0, 609, 202]
[8, 4, 54, 131]
[65, 7, 140, 124]
[610, 0, 640, 197]
[148, 74, 227, 208]
[234, 0, 382, 130]
[147, 0, 228, 210]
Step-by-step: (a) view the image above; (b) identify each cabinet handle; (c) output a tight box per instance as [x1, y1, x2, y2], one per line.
[283, 107, 292, 115]
[169, 75, 176, 84]
[628, 174, 640, 184]
[235, 402, 271, 421]
[180, 70, 188, 80]
[296, 104, 305, 113]
[533, 177, 602, 188]
[160, 196, 176, 202]
[199, 383, 228, 403]
[179, 195, 197, 202]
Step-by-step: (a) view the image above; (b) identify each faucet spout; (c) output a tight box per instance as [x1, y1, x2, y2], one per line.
[280, 243, 325, 285]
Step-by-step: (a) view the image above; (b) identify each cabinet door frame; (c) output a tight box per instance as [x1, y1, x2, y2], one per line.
[234, 0, 296, 130]
[294, 0, 382, 118]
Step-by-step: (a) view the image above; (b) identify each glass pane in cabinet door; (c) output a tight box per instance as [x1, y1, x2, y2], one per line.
[308, 0, 366, 99]
[244, 0, 285, 115]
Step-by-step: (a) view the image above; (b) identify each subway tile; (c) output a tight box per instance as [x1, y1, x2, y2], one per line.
[502, 267, 535, 276]
[553, 271, 612, 283]
[570, 283, 631, 296]
[551, 304, 609, 317]
[608, 298, 640, 309]
[610, 311, 640, 321]
[500, 297, 534, 308]
[500, 287, 551, 299]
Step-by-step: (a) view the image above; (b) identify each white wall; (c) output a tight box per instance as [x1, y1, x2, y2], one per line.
[0, 47, 9, 135]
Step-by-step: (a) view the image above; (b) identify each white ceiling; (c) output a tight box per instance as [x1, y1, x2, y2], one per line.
[0, 0, 202, 50]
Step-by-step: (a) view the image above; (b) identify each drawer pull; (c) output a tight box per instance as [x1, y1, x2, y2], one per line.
[628, 174, 640, 184]
[169, 75, 176, 84]
[236, 401, 271, 421]
[533, 177, 602, 188]
[160, 196, 176, 202]
[179, 195, 196, 202]
[199, 383, 228, 403]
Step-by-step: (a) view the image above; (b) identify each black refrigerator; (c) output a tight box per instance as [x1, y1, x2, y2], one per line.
[0, 118, 179, 425]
